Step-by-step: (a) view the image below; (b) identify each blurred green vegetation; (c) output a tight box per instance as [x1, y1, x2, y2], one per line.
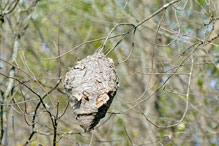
[0, 0, 218, 145]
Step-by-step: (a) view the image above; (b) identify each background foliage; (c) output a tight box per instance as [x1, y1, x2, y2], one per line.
[0, 0, 218, 145]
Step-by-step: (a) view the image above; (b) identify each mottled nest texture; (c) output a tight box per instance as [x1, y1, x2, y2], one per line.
[64, 52, 119, 132]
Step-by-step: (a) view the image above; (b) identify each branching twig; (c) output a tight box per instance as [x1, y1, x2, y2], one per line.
[140, 55, 193, 128]
[0, 91, 4, 143]
[46, 0, 181, 59]
[110, 41, 201, 115]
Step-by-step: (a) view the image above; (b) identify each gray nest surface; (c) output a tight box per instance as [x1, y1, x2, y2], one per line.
[64, 52, 119, 131]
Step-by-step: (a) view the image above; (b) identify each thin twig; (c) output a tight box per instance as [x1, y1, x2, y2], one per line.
[46, 0, 180, 59]
[110, 41, 201, 115]
[138, 52, 194, 128]
[0, 91, 4, 143]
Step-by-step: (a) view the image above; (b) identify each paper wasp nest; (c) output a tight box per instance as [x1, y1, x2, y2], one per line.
[64, 52, 118, 131]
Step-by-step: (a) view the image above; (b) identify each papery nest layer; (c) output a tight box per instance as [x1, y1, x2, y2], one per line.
[64, 52, 119, 131]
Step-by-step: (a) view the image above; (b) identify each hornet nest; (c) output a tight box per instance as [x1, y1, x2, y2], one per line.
[64, 52, 119, 132]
